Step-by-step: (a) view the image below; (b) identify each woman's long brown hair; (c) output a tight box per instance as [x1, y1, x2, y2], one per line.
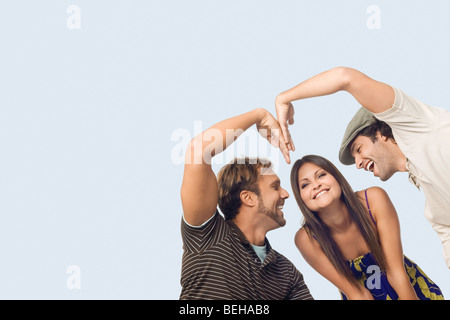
[290, 155, 386, 287]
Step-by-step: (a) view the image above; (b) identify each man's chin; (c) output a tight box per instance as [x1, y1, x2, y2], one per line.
[266, 216, 286, 230]
[378, 172, 395, 182]
[275, 217, 286, 228]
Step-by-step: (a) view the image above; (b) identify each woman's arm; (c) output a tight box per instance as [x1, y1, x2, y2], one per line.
[295, 228, 374, 300]
[363, 187, 418, 300]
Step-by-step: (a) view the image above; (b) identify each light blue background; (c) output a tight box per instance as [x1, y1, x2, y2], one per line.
[0, 0, 449, 299]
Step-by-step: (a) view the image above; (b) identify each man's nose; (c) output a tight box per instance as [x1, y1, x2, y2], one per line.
[281, 188, 289, 199]
[354, 155, 363, 169]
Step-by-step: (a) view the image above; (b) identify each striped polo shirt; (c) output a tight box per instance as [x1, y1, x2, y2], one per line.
[180, 211, 313, 300]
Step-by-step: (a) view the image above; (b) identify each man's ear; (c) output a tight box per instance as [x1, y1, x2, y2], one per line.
[240, 190, 257, 207]
[376, 131, 389, 142]
[377, 131, 397, 144]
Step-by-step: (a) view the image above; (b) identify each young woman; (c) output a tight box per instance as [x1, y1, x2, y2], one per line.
[291, 154, 443, 300]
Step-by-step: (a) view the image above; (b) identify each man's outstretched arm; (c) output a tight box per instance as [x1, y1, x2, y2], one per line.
[181, 108, 289, 226]
[275, 67, 395, 149]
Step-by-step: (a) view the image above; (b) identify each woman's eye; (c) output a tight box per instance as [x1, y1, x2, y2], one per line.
[300, 183, 309, 189]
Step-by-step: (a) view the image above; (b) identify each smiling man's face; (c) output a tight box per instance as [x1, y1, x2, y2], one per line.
[350, 133, 398, 181]
[256, 169, 289, 229]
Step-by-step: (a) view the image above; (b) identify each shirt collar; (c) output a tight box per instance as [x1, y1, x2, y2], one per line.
[226, 219, 277, 265]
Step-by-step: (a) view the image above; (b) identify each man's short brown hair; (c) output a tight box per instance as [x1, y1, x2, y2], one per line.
[357, 116, 395, 143]
[217, 157, 272, 220]
[339, 108, 396, 165]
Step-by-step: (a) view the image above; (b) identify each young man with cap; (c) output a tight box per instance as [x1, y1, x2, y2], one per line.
[275, 66, 450, 268]
[180, 107, 313, 300]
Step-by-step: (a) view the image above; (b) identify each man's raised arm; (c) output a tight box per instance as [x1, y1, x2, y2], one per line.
[181, 108, 290, 226]
[275, 67, 395, 149]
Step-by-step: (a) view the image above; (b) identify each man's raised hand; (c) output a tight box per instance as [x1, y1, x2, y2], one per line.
[275, 96, 296, 153]
[256, 108, 291, 164]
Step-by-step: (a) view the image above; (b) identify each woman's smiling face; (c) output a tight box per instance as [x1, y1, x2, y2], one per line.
[297, 162, 342, 212]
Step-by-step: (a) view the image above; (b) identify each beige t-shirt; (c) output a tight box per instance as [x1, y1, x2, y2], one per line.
[374, 86, 450, 268]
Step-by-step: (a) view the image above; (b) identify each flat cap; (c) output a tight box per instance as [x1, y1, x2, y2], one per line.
[338, 107, 376, 165]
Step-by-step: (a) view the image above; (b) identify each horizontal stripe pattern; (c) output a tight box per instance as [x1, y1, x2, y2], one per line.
[180, 211, 313, 300]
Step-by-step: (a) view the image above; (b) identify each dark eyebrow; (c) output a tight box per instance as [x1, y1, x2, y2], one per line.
[299, 168, 322, 182]
[270, 178, 281, 186]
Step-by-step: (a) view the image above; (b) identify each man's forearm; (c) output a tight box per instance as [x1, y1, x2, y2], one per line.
[276, 67, 394, 114]
[276, 67, 350, 105]
[186, 108, 265, 165]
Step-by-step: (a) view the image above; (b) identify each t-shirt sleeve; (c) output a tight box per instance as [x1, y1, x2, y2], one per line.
[181, 211, 225, 254]
[373, 87, 438, 140]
